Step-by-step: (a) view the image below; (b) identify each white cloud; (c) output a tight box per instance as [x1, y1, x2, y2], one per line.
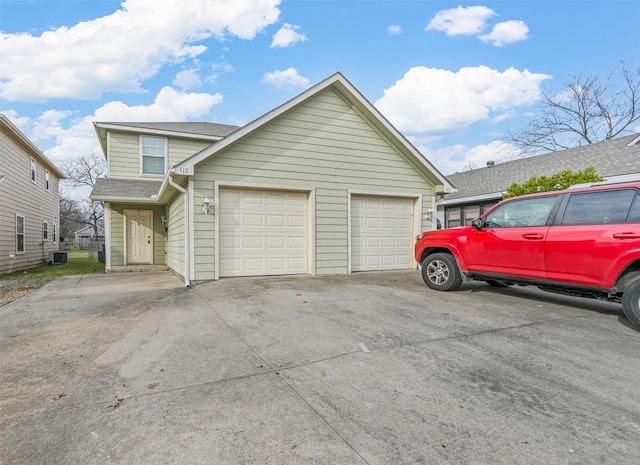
[421, 141, 523, 175]
[270, 23, 308, 48]
[387, 25, 402, 35]
[9, 87, 224, 163]
[262, 68, 310, 88]
[0, 0, 281, 102]
[375, 66, 551, 134]
[479, 20, 529, 46]
[173, 69, 202, 90]
[425, 5, 495, 36]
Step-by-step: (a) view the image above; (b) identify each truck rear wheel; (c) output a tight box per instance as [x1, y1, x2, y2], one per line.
[421, 253, 462, 291]
[622, 278, 640, 326]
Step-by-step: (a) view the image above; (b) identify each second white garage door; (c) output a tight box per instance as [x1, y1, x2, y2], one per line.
[219, 188, 308, 277]
[351, 195, 415, 272]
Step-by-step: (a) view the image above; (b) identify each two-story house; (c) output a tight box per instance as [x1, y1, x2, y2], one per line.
[0, 115, 65, 275]
[90, 72, 454, 286]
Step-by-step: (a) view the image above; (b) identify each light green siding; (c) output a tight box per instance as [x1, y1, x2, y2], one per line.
[166, 193, 185, 278]
[192, 88, 436, 279]
[108, 131, 213, 179]
[107, 204, 166, 266]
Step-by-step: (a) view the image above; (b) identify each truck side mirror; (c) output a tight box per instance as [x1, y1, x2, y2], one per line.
[471, 218, 483, 230]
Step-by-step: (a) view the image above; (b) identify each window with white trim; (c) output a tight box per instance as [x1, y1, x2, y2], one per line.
[16, 215, 25, 253]
[141, 136, 167, 175]
[43, 222, 49, 241]
[30, 158, 36, 183]
[45, 171, 50, 191]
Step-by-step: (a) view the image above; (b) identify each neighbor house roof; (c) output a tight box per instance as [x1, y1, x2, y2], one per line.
[0, 114, 65, 179]
[73, 225, 105, 236]
[91, 178, 163, 202]
[443, 134, 640, 204]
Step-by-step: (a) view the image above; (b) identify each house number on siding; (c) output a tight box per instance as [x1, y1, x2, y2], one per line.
[176, 166, 193, 175]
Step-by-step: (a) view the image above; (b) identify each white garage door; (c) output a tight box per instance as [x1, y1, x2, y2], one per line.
[351, 195, 414, 272]
[219, 188, 308, 277]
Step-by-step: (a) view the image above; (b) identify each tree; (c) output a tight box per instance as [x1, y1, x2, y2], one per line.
[59, 191, 86, 241]
[506, 63, 640, 155]
[62, 153, 107, 240]
[503, 167, 604, 199]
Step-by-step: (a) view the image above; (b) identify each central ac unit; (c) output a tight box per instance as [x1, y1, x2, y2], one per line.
[48, 251, 68, 265]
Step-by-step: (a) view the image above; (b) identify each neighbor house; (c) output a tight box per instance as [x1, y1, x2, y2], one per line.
[73, 225, 105, 245]
[90, 72, 455, 286]
[439, 134, 640, 228]
[0, 115, 65, 275]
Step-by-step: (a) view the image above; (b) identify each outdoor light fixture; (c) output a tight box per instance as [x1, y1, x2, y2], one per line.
[203, 196, 211, 216]
[160, 215, 168, 226]
[425, 208, 433, 220]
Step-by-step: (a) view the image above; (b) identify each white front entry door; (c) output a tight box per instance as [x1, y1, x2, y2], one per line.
[219, 188, 308, 277]
[126, 210, 153, 264]
[351, 195, 414, 271]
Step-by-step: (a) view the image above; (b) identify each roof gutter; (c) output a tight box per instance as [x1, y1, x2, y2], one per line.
[168, 170, 191, 288]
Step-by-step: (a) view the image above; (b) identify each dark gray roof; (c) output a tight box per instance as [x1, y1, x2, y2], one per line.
[99, 122, 240, 138]
[91, 178, 162, 200]
[446, 134, 640, 201]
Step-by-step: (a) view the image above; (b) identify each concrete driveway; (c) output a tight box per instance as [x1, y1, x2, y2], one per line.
[1, 270, 639, 464]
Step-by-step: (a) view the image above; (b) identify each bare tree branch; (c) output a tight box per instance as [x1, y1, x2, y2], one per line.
[505, 62, 640, 155]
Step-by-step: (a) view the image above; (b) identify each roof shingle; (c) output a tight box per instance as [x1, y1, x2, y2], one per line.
[446, 134, 640, 200]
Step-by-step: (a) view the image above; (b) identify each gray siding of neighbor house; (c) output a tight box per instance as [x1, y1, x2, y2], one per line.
[166, 192, 185, 278]
[108, 132, 213, 179]
[0, 128, 61, 275]
[107, 204, 166, 267]
[191, 88, 436, 280]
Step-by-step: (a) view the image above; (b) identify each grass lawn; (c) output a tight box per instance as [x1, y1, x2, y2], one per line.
[0, 254, 104, 307]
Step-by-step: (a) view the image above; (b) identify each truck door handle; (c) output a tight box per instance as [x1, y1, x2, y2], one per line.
[612, 232, 640, 239]
[522, 233, 544, 240]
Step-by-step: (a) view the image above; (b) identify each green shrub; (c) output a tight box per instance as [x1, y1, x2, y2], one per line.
[503, 166, 604, 199]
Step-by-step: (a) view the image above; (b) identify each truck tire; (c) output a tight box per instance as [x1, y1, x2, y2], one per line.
[421, 253, 462, 291]
[622, 278, 640, 326]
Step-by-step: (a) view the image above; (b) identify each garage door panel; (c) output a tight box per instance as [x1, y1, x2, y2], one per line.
[220, 188, 308, 277]
[351, 195, 414, 272]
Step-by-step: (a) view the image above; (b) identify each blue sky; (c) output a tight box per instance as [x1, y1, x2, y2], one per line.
[1, 0, 638, 185]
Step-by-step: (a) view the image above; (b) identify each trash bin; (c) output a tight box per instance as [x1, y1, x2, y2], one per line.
[98, 243, 106, 264]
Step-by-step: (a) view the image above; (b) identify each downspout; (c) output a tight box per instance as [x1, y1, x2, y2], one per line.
[168, 171, 191, 288]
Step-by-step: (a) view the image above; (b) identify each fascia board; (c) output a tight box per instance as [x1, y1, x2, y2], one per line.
[94, 122, 225, 141]
[1, 115, 66, 179]
[439, 192, 504, 206]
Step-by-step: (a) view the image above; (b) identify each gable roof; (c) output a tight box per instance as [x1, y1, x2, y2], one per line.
[73, 225, 105, 236]
[444, 134, 640, 203]
[174, 72, 455, 194]
[0, 114, 65, 179]
[93, 121, 241, 158]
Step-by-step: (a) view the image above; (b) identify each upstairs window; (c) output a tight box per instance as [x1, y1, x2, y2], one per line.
[45, 171, 50, 191]
[141, 136, 167, 175]
[16, 215, 25, 253]
[30, 158, 36, 183]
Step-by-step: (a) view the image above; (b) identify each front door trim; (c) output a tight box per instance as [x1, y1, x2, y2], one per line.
[124, 209, 153, 265]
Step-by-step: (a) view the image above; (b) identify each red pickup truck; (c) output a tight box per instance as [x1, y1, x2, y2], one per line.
[415, 181, 640, 326]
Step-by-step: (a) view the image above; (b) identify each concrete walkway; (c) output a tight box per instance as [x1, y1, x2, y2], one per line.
[1, 271, 639, 464]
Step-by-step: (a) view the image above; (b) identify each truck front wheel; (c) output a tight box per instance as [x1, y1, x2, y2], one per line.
[622, 278, 640, 326]
[421, 253, 462, 291]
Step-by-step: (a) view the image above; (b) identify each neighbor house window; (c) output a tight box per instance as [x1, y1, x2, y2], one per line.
[16, 216, 25, 253]
[53, 224, 57, 243]
[141, 136, 167, 175]
[30, 158, 36, 183]
[43, 222, 49, 241]
[45, 171, 50, 191]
